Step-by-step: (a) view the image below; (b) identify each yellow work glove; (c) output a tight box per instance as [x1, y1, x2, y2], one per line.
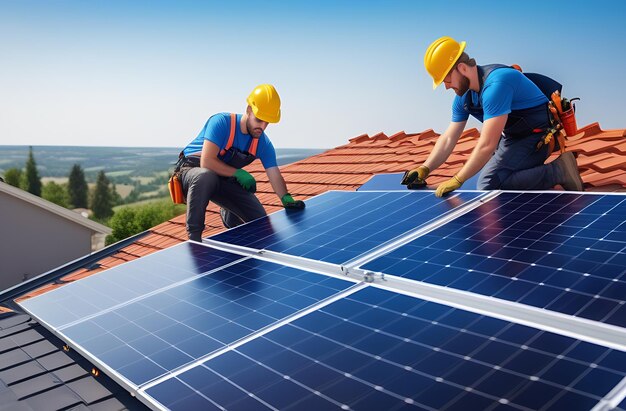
[435, 174, 463, 197]
[401, 165, 430, 189]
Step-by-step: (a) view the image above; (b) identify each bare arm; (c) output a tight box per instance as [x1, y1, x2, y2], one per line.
[423, 121, 467, 171]
[265, 166, 288, 198]
[456, 114, 507, 181]
[199, 140, 237, 176]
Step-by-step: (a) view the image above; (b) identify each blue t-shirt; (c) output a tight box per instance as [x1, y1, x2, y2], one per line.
[452, 67, 548, 123]
[183, 113, 278, 169]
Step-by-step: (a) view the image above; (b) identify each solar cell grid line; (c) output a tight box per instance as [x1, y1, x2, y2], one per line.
[143, 286, 626, 411]
[208, 190, 485, 265]
[360, 192, 626, 328]
[35, 258, 357, 388]
[18, 242, 247, 329]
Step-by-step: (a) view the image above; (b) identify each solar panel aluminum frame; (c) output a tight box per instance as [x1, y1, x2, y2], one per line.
[592, 378, 626, 411]
[203, 238, 359, 282]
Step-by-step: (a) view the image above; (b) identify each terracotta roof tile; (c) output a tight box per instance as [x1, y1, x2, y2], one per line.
[348, 134, 369, 143]
[15, 122, 625, 301]
[589, 155, 626, 172]
[582, 169, 626, 187]
[388, 131, 408, 141]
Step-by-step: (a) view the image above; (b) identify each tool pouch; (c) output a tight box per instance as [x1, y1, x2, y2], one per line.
[168, 173, 185, 204]
[559, 107, 578, 136]
[168, 152, 186, 204]
[551, 94, 580, 137]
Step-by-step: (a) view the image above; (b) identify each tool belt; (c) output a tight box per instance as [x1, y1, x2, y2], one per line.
[535, 92, 580, 156]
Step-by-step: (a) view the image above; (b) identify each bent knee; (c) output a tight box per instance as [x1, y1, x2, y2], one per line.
[191, 168, 219, 186]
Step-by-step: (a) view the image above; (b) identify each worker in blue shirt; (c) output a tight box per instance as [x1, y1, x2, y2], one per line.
[403, 36, 584, 196]
[178, 84, 305, 242]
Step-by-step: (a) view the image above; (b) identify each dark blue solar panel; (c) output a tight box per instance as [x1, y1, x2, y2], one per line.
[356, 172, 408, 191]
[362, 192, 626, 327]
[19, 242, 245, 328]
[146, 286, 626, 410]
[28, 258, 354, 386]
[209, 190, 484, 264]
[357, 173, 481, 191]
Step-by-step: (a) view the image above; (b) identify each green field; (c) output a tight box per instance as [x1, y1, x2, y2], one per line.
[1, 145, 325, 206]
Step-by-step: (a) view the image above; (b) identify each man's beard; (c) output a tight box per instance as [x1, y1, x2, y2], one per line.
[246, 118, 263, 138]
[455, 73, 470, 96]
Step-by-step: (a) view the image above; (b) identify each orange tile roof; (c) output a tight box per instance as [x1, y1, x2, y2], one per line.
[14, 122, 625, 300]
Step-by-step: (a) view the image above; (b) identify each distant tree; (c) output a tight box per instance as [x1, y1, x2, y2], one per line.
[23, 146, 42, 196]
[110, 182, 123, 206]
[3, 168, 23, 188]
[68, 164, 88, 208]
[91, 171, 113, 220]
[106, 207, 139, 244]
[42, 181, 70, 207]
[106, 200, 185, 245]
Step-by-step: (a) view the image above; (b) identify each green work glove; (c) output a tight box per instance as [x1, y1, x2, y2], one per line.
[401, 165, 430, 189]
[233, 169, 256, 193]
[435, 174, 463, 197]
[281, 193, 305, 209]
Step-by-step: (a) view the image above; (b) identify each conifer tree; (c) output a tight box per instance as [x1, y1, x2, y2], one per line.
[91, 170, 113, 220]
[68, 164, 88, 208]
[24, 146, 42, 196]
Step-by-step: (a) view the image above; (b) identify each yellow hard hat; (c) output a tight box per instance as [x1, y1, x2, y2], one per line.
[424, 36, 466, 89]
[246, 84, 281, 123]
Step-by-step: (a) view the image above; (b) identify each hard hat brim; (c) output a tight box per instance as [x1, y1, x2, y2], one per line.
[251, 106, 281, 123]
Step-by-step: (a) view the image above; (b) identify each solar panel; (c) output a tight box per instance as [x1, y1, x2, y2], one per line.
[357, 172, 481, 191]
[361, 192, 626, 327]
[17, 189, 626, 411]
[356, 173, 407, 191]
[143, 286, 626, 411]
[209, 190, 484, 264]
[20, 247, 356, 387]
[19, 242, 245, 329]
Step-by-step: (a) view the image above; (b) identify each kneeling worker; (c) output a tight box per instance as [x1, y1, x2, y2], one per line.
[404, 36, 584, 196]
[179, 84, 305, 241]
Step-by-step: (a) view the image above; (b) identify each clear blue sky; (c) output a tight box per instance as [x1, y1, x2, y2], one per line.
[1, 1, 624, 149]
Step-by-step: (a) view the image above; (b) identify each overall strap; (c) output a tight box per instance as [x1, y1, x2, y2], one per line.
[477, 64, 509, 91]
[248, 137, 259, 156]
[219, 113, 237, 156]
